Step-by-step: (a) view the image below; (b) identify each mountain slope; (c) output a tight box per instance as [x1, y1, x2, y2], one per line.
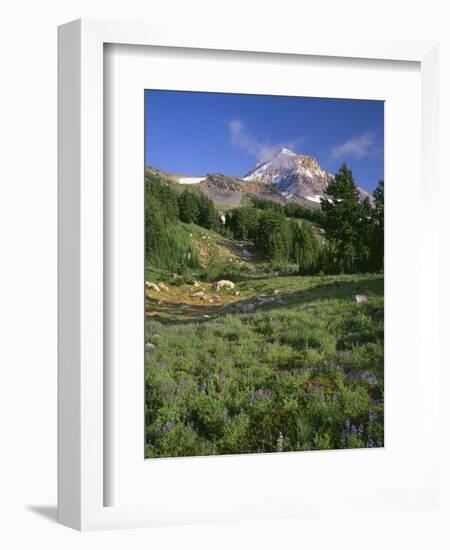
[145, 167, 286, 208]
[196, 173, 286, 207]
[243, 148, 371, 206]
[146, 148, 372, 209]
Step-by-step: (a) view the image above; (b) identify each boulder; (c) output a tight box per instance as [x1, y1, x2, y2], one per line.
[158, 282, 168, 291]
[214, 280, 235, 290]
[192, 291, 206, 298]
[145, 281, 160, 292]
[354, 295, 368, 304]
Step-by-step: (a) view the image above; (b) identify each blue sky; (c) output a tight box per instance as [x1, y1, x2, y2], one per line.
[145, 90, 384, 193]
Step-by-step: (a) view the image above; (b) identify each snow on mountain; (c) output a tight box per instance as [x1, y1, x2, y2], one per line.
[147, 147, 372, 210]
[178, 176, 206, 185]
[305, 195, 324, 204]
[243, 148, 371, 207]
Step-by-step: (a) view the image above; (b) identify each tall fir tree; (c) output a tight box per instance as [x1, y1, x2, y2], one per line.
[370, 179, 384, 270]
[291, 221, 323, 274]
[320, 164, 371, 272]
[255, 210, 292, 263]
[178, 189, 200, 224]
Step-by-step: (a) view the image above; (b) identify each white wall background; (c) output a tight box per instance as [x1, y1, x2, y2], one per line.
[0, 1, 448, 548]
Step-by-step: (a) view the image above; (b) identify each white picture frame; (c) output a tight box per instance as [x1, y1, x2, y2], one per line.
[58, 18, 440, 531]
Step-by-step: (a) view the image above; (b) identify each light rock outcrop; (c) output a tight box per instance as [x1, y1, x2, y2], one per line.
[213, 280, 235, 290]
[145, 281, 160, 292]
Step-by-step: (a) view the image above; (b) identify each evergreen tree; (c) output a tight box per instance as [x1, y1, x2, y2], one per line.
[145, 172, 180, 221]
[284, 201, 325, 226]
[145, 174, 199, 273]
[197, 192, 220, 230]
[370, 180, 384, 270]
[320, 164, 371, 272]
[291, 221, 323, 274]
[226, 207, 261, 240]
[178, 190, 200, 224]
[255, 210, 292, 262]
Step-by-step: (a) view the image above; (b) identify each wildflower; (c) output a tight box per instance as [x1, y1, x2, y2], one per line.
[249, 389, 273, 403]
[221, 409, 232, 426]
[162, 421, 175, 434]
[276, 432, 284, 452]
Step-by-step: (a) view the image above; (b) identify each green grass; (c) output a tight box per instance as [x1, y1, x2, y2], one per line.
[145, 273, 384, 458]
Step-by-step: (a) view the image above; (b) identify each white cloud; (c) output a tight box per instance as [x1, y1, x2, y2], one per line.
[228, 118, 299, 161]
[331, 132, 377, 160]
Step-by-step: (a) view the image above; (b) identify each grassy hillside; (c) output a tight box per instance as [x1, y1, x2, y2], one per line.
[144, 168, 384, 458]
[145, 166, 286, 208]
[145, 224, 384, 457]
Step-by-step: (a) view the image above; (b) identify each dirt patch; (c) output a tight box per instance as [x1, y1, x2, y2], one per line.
[145, 283, 243, 321]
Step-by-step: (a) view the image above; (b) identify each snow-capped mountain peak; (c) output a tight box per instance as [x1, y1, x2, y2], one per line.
[242, 149, 371, 207]
[243, 149, 332, 206]
[279, 147, 296, 157]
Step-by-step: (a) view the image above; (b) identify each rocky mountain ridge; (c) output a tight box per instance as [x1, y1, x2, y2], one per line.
[147, 148, 372, 208]
[243, 148, 371, 206]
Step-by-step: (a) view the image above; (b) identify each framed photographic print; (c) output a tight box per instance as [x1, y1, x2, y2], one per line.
[143, 90, 385, 459]
[58, 19, 440, 530]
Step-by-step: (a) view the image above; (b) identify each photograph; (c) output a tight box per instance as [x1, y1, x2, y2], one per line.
[144, 90, 384, 459]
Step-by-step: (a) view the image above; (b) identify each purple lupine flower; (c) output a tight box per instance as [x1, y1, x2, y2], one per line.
[248, 389, 273, 403]
[360, 371, 377, 386]
[221, 409, 232, 426]
[342, 419, 365, 444]
[329, 362, 344, 372]
[162, 421, 175, 434]
[341, 418, 351, 444]
[276, 432, 284, 452]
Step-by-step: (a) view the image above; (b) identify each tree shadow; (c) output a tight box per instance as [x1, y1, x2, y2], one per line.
[146, 275, 383, 327]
